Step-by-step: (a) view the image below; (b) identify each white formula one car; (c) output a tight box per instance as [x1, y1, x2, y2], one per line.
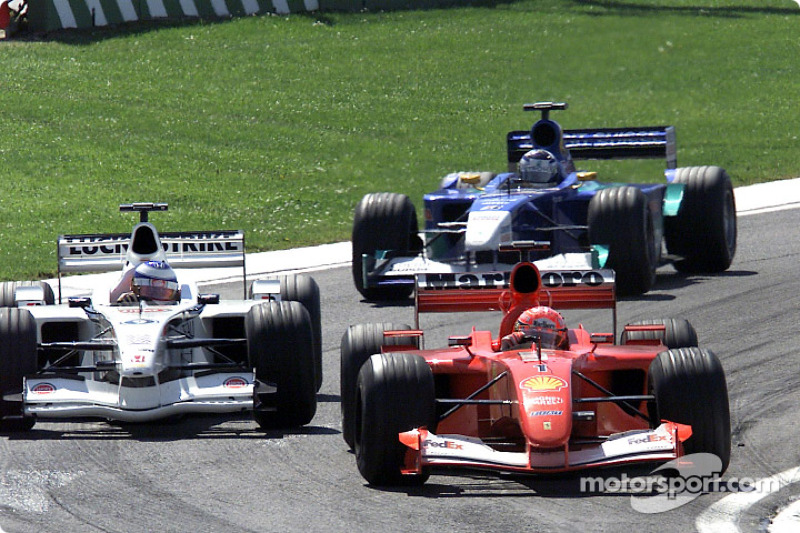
[0, 203, 320, 431]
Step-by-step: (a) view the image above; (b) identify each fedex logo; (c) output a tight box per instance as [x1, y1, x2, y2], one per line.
[628, 434, 669, 445]
[424, 440, 464, 451]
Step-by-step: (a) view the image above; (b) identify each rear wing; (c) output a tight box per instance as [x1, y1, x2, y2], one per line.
[507, 125, 677, 169]
[414, 268, 617, 331]
[58, 230, 246, 295]
[58, 230, 245, 273]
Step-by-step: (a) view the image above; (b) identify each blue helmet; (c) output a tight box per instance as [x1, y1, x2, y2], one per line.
[132, 260, 180, 302]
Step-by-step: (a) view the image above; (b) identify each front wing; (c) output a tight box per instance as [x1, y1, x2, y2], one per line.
[23, 371, 261, 422]
[399, 422, 690, 476]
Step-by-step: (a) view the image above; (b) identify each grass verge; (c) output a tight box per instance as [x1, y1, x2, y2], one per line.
[1, 0, 798, 279]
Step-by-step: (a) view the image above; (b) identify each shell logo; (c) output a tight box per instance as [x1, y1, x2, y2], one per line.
[520, 375, 567, 392]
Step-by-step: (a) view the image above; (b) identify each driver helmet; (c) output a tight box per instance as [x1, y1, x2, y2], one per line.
[132, 260, 180, 302]
[518, 149, 560, 185]
[513, 306, 568, 349]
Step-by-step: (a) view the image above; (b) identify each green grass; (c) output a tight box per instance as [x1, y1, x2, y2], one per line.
[1, 0, 798, 280]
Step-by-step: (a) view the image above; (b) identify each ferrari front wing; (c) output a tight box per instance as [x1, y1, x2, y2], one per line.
[399, 422, 691, 476]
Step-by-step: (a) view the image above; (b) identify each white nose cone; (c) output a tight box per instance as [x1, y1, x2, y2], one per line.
[464, 210, 512, 251]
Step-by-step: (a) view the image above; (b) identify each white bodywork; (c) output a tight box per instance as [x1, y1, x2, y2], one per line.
[464, 210, 512, 251]
[23, 287, 265, 422]
[19, 207, 282, 423]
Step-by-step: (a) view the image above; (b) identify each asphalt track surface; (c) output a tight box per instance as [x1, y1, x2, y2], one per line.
[1, 190, 799, 532]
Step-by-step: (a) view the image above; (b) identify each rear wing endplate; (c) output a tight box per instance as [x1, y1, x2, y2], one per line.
[58, 230, 245, 274]
[414, 269, 617, 330]
[507, 126, 677, 169]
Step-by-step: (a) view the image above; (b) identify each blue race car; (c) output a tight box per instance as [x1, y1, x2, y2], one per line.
[352, 102, 737, 299]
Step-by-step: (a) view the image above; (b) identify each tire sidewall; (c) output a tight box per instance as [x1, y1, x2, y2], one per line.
[246, 301, 317, 428]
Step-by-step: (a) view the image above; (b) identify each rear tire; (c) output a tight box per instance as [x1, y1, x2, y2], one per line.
[355, 353, 436, 486]
[622, 318, 698, 348]
[0, 281, 55, 308]
[340, 322, 418, 449]
[351, 193, 421, 301]
[247, 301, 317, 428]
[588, 186, 658, 296]
[664, 166, 737, 273]
[0, 308, 38, 431]
[648, 347, 731, 473]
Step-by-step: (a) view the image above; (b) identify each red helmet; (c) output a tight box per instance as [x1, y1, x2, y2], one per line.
[514, 306, 568, 349]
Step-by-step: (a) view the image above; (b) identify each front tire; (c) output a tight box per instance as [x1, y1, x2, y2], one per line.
[355, 353, 437, 486]
[665, 166, 737, 273]
[588, 186, 658, 296]
[247, 301, 317, 428]
[648, 347, 731, 473]
[340, 322, 418, 449]
[351, 193, 421, 301]
[0, 308, 38, 431]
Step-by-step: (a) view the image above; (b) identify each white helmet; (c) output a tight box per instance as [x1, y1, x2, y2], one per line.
[518, 149, 560, 185]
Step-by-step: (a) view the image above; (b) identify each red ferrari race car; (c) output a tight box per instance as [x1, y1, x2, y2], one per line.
[340, 262, 731, 486]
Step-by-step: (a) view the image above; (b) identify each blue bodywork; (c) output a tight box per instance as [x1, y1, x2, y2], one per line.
[362, 102, 689, 292]
[422, 103, 683, 264]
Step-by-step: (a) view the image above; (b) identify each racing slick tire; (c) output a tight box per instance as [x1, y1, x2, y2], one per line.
[355, 352, 437, 486]
[272, 274, 323, 392]
[664, 166, 737, 273]
[351, 192, 422, 301]
[246, 301, 317, 429]
[621, 318, 698, 348]
[340, 322, 419, 450]
[648, 347, 731, 473]
[588, 186, 658, 296]
[0, 308, 38, 431]
[0, 281, 55, 308]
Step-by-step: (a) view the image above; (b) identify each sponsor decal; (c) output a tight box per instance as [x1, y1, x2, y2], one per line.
[125, 335, 152, 345]
[64, 232, 243, 256]
[521, 375, 567, 392]
[31, 383, 56, 394]
[122, 318, 155, 325]
[530, 410, 563, 417]
[529, 396, 564, 406]
[543, 422, 552, 430]
[627, 434, 669, 446]
[424, 440, 464, 451]
[422, 272, 509, 290]
[540, 271, 607, 287]
[387, 256, 433, 273]
[420, 270, 609, 290]
[224, 377, 248, 389]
